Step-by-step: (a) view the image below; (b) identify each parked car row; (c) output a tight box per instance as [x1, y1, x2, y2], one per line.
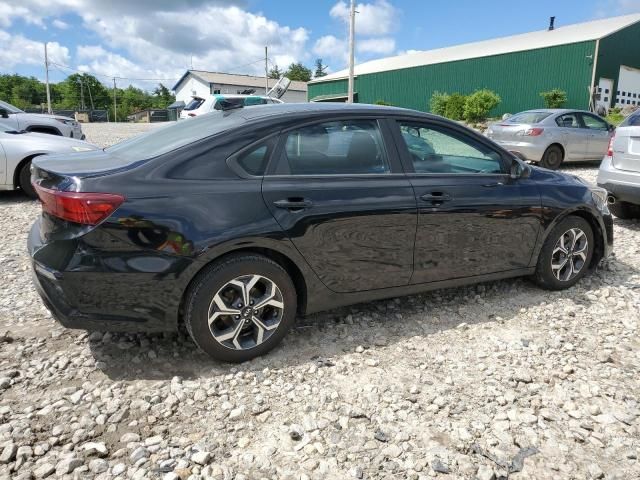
[0, 100, 85, 139]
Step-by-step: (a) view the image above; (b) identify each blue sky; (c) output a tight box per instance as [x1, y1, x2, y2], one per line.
[1, 0, 639, 90]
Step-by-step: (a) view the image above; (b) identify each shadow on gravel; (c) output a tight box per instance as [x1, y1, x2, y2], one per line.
[89, 255, 638, 382]
[0, 190, 33, 204]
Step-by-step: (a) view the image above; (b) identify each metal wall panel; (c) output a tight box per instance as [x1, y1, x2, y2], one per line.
[308, 42, 596, 115]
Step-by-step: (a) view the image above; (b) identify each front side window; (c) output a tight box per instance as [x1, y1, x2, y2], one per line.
[276, 120, 390, 175]
[581, 114, 608, 130]
[556, 114, 580, 128]
[398, 122, 503, 174]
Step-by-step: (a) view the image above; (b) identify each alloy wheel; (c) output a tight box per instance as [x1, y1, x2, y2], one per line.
[551, 228, 589, 282]
[207, 274, 284, 350]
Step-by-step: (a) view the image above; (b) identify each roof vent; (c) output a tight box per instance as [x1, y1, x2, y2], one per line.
[548, 16, 555, 31]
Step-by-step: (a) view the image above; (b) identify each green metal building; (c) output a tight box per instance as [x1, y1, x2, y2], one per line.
[308, 14, 640, 115]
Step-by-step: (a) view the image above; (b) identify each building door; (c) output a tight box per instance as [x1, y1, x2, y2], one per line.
[616, 65, 640, 108]
[596, 78, 614, 112]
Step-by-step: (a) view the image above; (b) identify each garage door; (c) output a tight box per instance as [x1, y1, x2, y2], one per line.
[616, 65, 640, 108]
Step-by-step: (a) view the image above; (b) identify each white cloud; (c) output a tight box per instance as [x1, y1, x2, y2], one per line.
[357, 37, 395, 55]
[330, 0, 399, 36]
[0, 30, 70, 69]
[0, 3, 43, 27]
[52, 18, 69, 29]
[312, 35, 349, 71]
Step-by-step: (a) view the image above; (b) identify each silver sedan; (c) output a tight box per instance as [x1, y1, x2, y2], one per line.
[486, 109, 614, 169]
[0, 121, 98, 198]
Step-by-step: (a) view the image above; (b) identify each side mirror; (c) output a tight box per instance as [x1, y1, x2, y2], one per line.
[510, 156, 529, 179]
[0, 108, 8, 119]
[608, 123, 615, 132]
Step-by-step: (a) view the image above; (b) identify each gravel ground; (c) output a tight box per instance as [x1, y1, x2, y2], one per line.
[1, 124, 639, 480]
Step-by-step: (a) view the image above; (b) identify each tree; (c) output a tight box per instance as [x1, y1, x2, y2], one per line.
[152, 83, 175, 108]
[463, 89, 501, 123]
[314, 59, 328, 78]
[540, 89, 567, 109]
[284, 62, 312, 82]
[268, 65, 283, 79]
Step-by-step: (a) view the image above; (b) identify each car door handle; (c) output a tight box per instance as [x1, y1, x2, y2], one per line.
[420, 192, 451, 203]
[273, 198, 313, 211]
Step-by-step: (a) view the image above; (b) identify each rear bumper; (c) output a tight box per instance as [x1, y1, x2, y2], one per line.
[492, 140, 546, 162]
[597, 156, 640, 205]
[28, 220, 182, 332]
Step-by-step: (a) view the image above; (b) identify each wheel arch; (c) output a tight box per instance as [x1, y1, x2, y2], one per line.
[25, 125, 63, 136]
[545, 142, 565, 159]
[177, 246, 310, 329]
[13, 153, 44, 189]
[539, 207, 605, 268]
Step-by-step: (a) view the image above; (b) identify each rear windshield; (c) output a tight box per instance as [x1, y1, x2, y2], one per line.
[105, 110, 247, 161]
[184, 97, 205, 111]
[619, 112, 640, 127]
[506, 112, 552, 124]
[213, 97, 269, 110]
[0, 100, 23, 114]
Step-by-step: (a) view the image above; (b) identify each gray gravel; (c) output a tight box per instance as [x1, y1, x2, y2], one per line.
[1, 124, 639, 479]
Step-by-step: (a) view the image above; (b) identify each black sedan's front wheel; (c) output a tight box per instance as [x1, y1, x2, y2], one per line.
[534, 216, 594, 290]
[185, 254, 297, 362]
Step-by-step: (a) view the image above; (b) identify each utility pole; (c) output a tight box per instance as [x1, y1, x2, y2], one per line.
[113, 77, 117, 122]
[265, 46, 269, 94]
[44, 43, 52, 114]
[79, 80, 85, 110]
[347, 0, 356, 103]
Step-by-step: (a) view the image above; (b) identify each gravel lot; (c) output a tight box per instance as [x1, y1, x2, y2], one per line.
[1, 124, 639, 480]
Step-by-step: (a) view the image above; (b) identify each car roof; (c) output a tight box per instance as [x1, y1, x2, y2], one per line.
[229, 102, 431, 122]
[516, 108, 593, 115]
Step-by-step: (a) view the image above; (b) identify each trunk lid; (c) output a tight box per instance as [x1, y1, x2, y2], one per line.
[612, 126, 640, 173]
[487, 123, 530, 141]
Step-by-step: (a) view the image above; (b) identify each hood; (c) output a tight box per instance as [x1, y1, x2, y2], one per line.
[528, 165, 589, 186]
[16, 112, 76, 122]
[16, 131, 96, 150]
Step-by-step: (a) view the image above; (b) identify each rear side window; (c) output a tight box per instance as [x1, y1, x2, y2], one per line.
[620, 112, 640, 127]
[235, 140, 274, 176]
[556, 114, 580, 128]
[507, 112, 552, 124]
[184, 97, 205, 111]
[275, 120, 390, 175]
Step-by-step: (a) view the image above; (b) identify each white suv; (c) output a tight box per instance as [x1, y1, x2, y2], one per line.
[0, 100, 85, 139]
[180, 94, 282, 119]
[597, 110, 640, 219]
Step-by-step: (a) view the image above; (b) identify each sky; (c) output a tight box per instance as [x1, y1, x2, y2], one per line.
[1, 0, 640, 91]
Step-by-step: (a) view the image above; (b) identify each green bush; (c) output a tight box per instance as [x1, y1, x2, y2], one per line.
[429, 91, 449, 117]
[463, 89, 501, 123]
[444, 93, 467, 120]
[374, 99, 392, 106]
[606, 106, 624, 126]
[540, 89, 567, 108]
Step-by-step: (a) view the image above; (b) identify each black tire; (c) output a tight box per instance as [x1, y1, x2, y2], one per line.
[608, 200, 640, 220]
[534, 216, 594, 290]
[540, 145, 564, 170]
[19, 161, 37, 199]
[184, 254, 297, 362]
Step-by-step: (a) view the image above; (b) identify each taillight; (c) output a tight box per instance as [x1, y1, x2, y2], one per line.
[607, 135, 615, 157]
[33, 184, 124, 225]
[524, 128, 544, 136]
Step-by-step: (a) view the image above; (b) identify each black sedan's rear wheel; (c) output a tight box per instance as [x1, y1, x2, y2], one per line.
[534, 216, 594, 290]
[184, 254, 297, 362]
[540, 145, 564, 170]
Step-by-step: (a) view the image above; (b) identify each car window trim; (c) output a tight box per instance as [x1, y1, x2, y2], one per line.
[265, 115, 404, 177]
[389, 116, 511, 175]
[226, 132, 281, 179]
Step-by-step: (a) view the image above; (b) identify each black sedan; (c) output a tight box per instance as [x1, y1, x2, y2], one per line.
[28, 103, 613, 362]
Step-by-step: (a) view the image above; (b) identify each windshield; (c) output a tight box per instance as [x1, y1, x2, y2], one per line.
[106, 109, 247, 161]
[506, 111, 552, 124]
[184, 97, 205, 111]
[0, 100, 23, 114]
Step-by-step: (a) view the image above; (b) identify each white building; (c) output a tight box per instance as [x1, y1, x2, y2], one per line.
[172, 70, 308, 105]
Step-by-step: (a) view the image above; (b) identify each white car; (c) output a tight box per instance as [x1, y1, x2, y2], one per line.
[0, 121, 97, 198]
[0, 100, 85, 139]
[597, 110, 640, 219]
[180, 94, 282, 119]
